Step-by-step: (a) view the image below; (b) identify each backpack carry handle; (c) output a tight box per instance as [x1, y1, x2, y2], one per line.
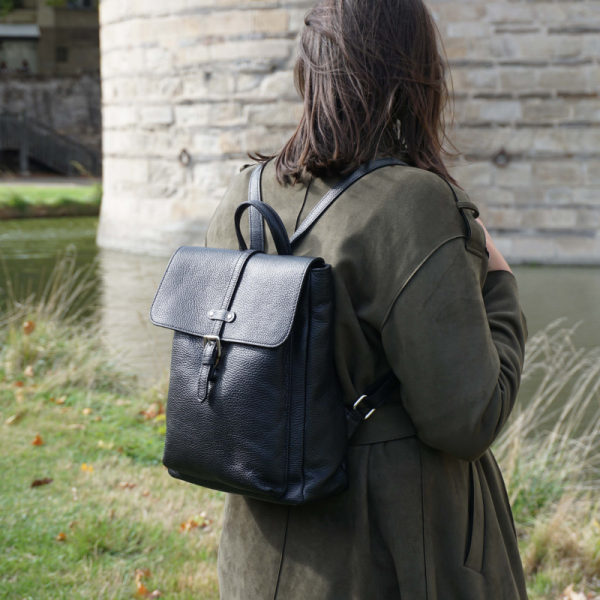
[234, 200, 292, 256]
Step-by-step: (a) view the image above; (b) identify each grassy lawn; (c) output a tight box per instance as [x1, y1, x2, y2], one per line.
[2, 256, 600, 599]
[0, 262, 222, 599]
[0, 184, 102, 218]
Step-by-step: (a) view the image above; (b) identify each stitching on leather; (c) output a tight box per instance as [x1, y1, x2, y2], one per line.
[276, 333, 292, 501]
[148, 245, 186, 325]
[152, 258, 319, 347]
[379, 235, 465, 330]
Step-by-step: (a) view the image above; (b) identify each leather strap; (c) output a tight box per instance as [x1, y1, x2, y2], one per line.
[244, 158, 411, 437]
[346, 371, 401, 440]
[248, 162, 266, 251]
[456, 200, 480, 219]
[235, 200, 292, 256]
[207, 308, 235, 323]
[198, 248, 259, 401]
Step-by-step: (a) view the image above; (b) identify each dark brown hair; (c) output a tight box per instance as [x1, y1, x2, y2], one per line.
[249, 0, 457, 186]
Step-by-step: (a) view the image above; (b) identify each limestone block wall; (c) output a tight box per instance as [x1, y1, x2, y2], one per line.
[98, 0, 310, 254]
[98, 0, 600, 263]
[438, 0, 600, 263]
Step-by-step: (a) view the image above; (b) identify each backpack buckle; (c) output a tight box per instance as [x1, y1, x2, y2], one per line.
[203, 335, 222, 364]
[353, 394, 375, 420]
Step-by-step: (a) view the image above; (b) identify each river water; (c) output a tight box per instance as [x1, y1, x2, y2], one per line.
[1, 217, 600, 384]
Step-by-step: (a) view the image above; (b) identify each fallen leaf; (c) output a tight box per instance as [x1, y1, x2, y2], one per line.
[180, 517, 198, 533]
[142, 490, 150, 497]
[15, 389, 24, 403]
[31, 478, 53, 487]
[55, 532, 66, 542]
[97, 440, 114, 449]
[23, 321, 35, 335]
[55, 396, 67, 405]
[94, 415, 102, 422]
[81, 463, 94, 473]
[67, 424, 86, 430]
[140, 403, 164, 420]
[179, 514, 211, 532]
[14, 380, 24, 388]
[136, 568, 151, 579]
[82, 408, 93, 415]
[31, 434, 43, 446]
[118, 482, 136, 489]
[135, 569, 161, 598]
[5, 414, 21, 425]
[24, 365, 34, 378]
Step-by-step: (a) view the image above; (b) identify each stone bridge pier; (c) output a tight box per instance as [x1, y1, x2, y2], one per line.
[98, 0, 600, 264]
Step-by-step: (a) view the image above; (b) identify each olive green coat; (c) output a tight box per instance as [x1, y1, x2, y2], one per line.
[205, 159, 529, 600]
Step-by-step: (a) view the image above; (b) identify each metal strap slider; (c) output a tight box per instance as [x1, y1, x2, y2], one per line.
[203, 335, 222, 358]
[353, 394, 375, 420]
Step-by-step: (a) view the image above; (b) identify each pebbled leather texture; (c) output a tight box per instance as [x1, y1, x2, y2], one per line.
[156, 254, 349, 504]
[150, 246, 320, 348]
[150, 157, 405, 505]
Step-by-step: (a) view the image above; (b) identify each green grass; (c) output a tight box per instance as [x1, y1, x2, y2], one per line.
[0, 184, 102, 218]
[3, 257, 600, 599]
[0, 257, 221, 599]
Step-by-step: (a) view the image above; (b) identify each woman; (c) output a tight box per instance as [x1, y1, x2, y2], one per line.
[205, 0, 528, 598]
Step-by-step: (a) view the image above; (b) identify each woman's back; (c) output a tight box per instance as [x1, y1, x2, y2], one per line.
[206, 159, 529, 600]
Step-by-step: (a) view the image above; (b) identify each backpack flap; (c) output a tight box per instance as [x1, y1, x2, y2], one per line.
[149, 246, 323, 348]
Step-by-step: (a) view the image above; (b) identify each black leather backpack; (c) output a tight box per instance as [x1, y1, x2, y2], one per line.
[149, 157, 406, 505]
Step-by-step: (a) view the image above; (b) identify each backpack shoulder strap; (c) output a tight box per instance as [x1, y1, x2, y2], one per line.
[247, 157, 408, 250]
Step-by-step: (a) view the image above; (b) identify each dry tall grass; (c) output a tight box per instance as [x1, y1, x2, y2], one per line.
[494, 320, 600, 598]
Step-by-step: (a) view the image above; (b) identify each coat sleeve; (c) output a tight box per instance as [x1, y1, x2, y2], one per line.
[380, 236, 528, 462]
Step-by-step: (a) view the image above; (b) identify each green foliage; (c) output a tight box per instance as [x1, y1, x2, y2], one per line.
[0, 0, 18, 19]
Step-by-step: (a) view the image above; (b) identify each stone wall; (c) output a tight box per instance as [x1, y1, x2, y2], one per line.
[0, 73, 102, 151]
[437, 0, 600, 263]
[98, 0, 308, 254]
[98, 0, 600, 264]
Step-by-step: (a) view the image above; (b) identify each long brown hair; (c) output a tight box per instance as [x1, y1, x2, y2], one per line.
[250, 0, 457, 186]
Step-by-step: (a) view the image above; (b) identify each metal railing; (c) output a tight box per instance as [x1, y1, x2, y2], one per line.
[0, 111, 101, 176]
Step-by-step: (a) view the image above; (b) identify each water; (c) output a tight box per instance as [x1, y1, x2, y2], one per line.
[1, 217, 600, 384]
